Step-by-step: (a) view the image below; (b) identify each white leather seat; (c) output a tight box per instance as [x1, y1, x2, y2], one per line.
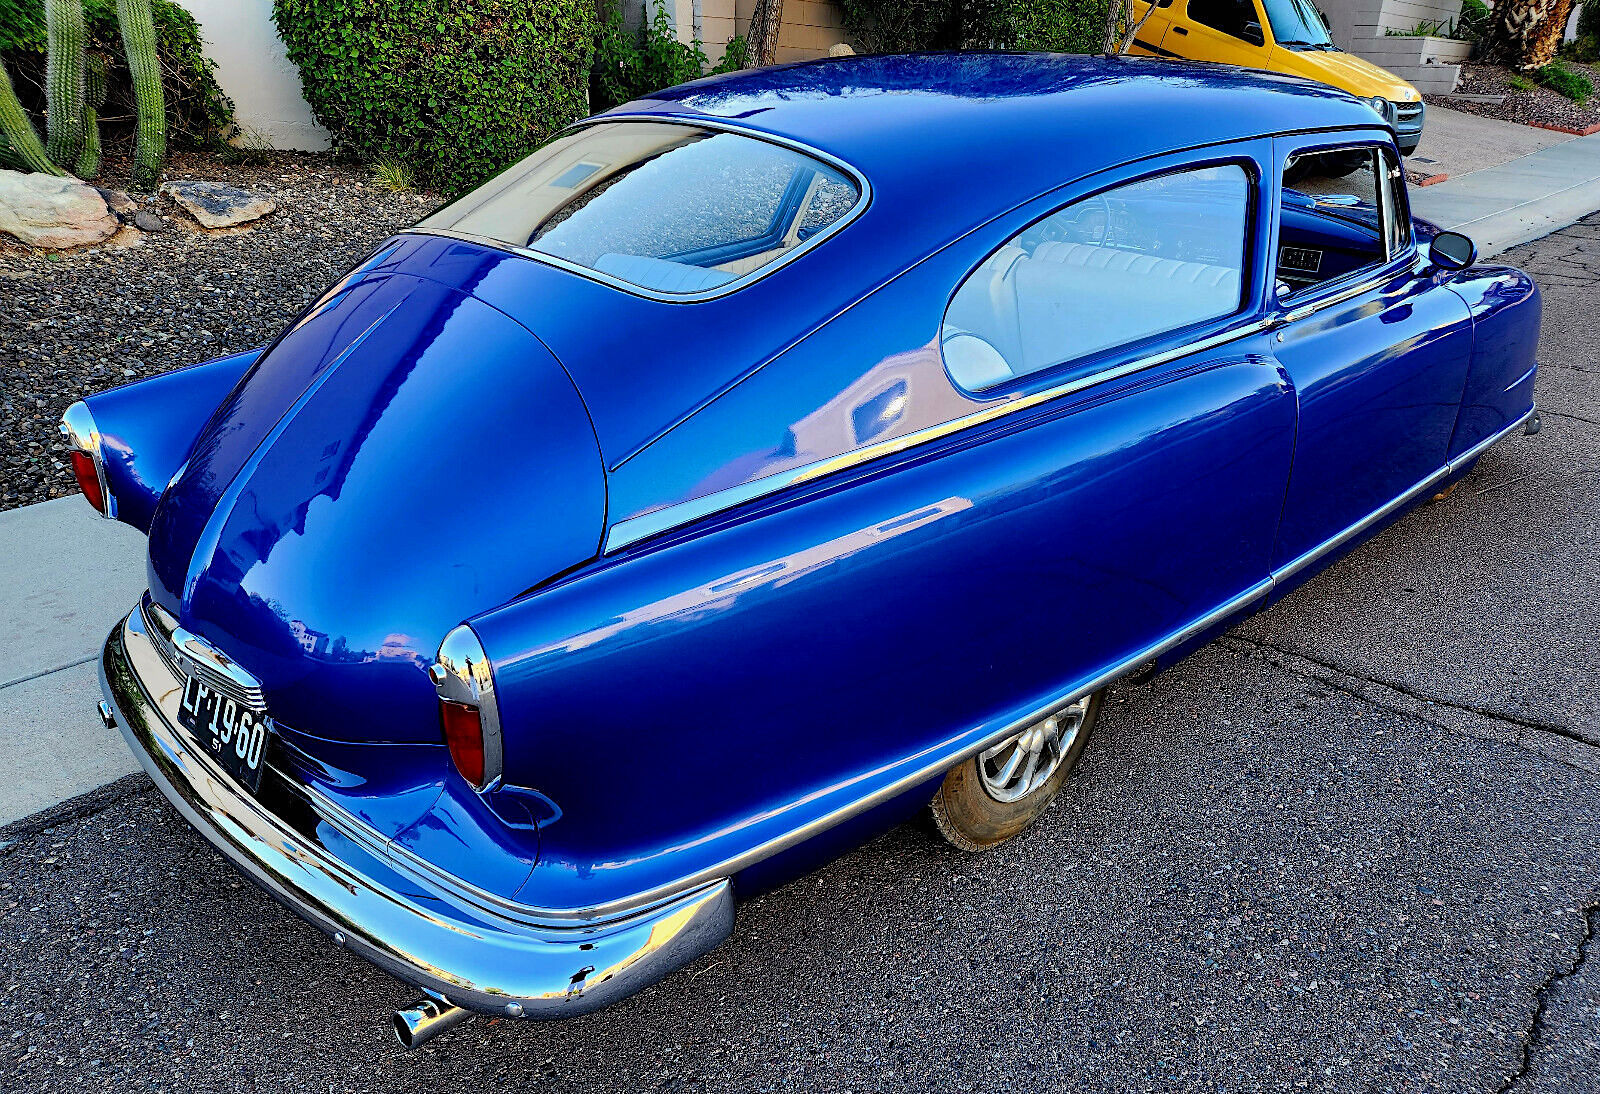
[942, 241, 1241, 388]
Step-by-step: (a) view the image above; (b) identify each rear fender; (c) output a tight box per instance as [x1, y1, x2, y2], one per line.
[78, 348, 261, 532]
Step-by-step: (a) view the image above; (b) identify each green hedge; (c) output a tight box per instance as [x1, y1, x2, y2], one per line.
[0, 0, 232, 148]
[273, 0, 595, 195]
[837, 0, 1109, 53]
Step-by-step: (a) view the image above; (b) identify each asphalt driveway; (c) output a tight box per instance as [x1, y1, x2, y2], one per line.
[1, 217, 1597, 1093]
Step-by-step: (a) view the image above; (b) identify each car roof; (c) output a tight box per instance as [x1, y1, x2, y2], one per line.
[615, 52, 1382, 206]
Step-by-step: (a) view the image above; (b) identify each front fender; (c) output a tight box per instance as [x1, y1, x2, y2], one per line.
[78, 348, 261, 532]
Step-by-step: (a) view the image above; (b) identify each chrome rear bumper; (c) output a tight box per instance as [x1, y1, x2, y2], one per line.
[100, 606, 733, 1018]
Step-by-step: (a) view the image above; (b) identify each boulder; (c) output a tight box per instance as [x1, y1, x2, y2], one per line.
[0, 170, 119, 249]
[160, 180, 277, 229]
[95, 187, 139, 217]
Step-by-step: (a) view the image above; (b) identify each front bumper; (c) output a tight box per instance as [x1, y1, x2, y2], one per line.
[100, 605, 733, 1019]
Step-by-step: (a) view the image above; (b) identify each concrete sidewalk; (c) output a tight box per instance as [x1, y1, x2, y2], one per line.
[0, 497, 146, 825]
[1412, 127, 1600, 257]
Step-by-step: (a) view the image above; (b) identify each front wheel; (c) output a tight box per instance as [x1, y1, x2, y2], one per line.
[929, 690, 1104, 851]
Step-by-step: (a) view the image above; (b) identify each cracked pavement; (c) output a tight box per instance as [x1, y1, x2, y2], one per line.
[1, 218, 1598, 1092]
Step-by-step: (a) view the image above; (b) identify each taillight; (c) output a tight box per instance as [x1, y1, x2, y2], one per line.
[438, 698, 486, 787]
[430, 625, 503, 791]
[59, 400, 112, 518]
[70, 449, 106, 513]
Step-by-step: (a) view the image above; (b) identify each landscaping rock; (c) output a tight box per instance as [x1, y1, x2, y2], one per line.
[0, 170, 118, 250]
[160, 180, 278, 228]
[132, 211, 167, 233]
[95, 187, 139, 217]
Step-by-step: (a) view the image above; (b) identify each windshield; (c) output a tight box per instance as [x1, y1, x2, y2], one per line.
[1260, 0, 1333, 45]
[421, 122, 862, 296]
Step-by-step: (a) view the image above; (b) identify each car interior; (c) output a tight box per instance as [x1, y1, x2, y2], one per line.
[942, 165, 1249, 391]
[1275, 148, 1395, 297]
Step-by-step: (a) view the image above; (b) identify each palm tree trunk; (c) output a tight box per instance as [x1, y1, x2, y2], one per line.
[1486, 0, 1577, 68]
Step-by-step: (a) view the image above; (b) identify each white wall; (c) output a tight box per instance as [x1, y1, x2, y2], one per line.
[184, 0, 330, 151]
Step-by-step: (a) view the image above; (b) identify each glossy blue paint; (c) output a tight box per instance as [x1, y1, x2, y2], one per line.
[1443, 265, 1542, 458]
[84, 348, 260, 533]
[75, 55, 1541, 1018]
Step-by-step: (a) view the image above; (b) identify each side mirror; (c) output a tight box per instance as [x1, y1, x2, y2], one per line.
[1429, 230, 1477, 271]
[1241, 20, 1265, 45]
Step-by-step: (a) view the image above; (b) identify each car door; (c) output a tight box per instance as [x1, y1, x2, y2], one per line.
[1163, 0, 1271, 66]
[560, 146, 1297, 866]
[1127, 0, 1179, 54]
[1267, 134, 1474, 589]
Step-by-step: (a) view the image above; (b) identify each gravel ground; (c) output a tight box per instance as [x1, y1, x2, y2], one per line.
[1435, 62, 1600, 133]
[0, 151, 437, 512]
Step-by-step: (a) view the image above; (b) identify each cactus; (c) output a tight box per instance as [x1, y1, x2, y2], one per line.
[0, 62, 66, 176]
[76, 53, 107, 179]
[44, 0, 89, 171]
[117, 0, 166, 188]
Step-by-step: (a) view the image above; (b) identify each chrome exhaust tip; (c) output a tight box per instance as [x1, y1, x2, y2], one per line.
[393, 997, 473, 1049]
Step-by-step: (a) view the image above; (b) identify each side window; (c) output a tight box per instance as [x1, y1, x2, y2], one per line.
[1276, 145, 1407, 299]
[942, 164, 1251, 393]
[1188, 0, 1262, 39]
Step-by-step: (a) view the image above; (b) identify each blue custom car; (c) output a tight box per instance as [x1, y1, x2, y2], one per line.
[73, 54, 1541, 1046]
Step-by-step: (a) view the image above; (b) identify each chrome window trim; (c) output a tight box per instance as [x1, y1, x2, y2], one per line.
[605, 316, 1276, 553]
[59, 399, 116, 520]
[411, 115, 873, 305]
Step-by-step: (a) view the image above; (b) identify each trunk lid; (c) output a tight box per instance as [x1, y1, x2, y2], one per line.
[145, 254, 604, 744]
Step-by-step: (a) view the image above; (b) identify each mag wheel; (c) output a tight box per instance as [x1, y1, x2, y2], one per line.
[930, 690, 1103, 851]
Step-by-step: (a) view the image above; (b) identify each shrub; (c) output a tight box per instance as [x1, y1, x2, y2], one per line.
[1562, 34, 1599, 63]
[1455, 0, 1490, 43]
[591, 1, 748, 112]
[1534, 60, 1594, 104]
[273, 0, 596, 195]
[0, 0, 232, 149]
[836, 0, 1108, 53]
[1581, 0, 1600, 42]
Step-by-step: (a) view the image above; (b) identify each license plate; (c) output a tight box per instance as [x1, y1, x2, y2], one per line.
[176, 675, 273, 793]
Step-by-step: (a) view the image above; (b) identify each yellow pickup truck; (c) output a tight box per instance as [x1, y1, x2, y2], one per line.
[1128, 0, 1425, 153]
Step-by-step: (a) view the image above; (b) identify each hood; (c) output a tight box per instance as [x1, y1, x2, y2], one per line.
[145, 255, 604, 742]
[1269, 46, 1419, 101]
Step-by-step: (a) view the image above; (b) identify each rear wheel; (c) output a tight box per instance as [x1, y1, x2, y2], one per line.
[929, 690, 1104, 851]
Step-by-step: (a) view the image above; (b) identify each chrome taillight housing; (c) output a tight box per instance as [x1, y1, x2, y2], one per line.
[429, 624, 504, 790]
[59, 400, 114, 518]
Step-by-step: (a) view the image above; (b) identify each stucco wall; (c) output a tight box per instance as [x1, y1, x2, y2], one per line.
[1320, 0, 1465, 49]
[183, 0, 330, 151]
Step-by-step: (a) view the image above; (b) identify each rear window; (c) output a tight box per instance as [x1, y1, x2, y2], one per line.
[421, 121, 862, 296]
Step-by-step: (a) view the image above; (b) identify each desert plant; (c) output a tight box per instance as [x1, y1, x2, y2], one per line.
[3, 0, 232, 152]
[0, 60, 61, 172]
[116, 0, 165, 187]
[1533, 59, 1594, 102]
[1562, 33, 1599, 61]
[76, 50, 104, 175]
[1581, 0, 1600, 39]
[274, 0, 595, 195]
[371, 157, 414, 191]
[43, 0, 87, 167]
[1508, 72, 1536, 89]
